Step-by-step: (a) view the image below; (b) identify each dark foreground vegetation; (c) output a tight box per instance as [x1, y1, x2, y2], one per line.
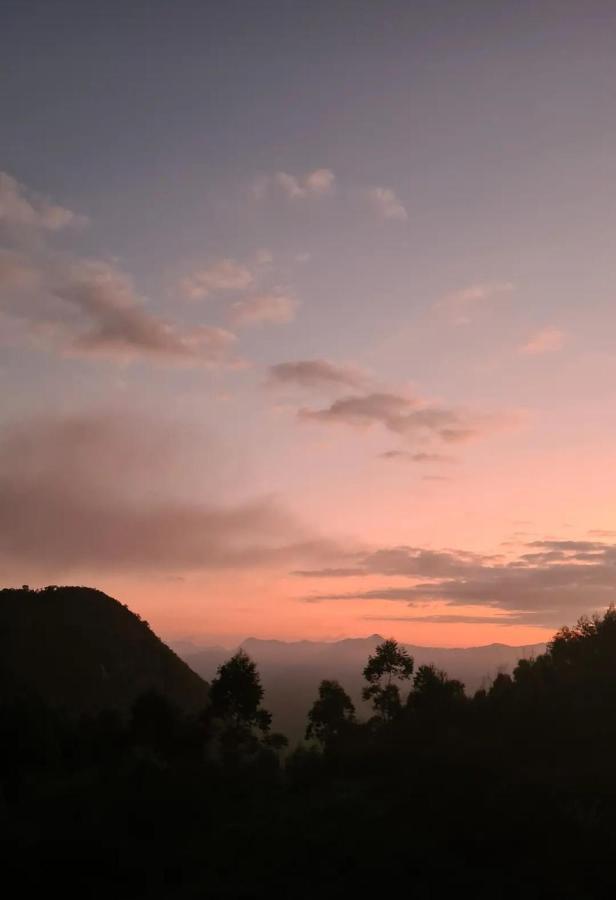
[2, 587, 616, 898]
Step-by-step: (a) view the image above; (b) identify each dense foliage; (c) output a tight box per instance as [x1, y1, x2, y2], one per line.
[3, 588, 616, 897]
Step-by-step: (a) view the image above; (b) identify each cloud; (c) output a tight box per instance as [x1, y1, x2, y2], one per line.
[180, 258, 254, 300]
[366, 187, 407, 221]
[379, 450, 456, 463]
[519, 327, 565, 355]
[0, 171, 84, 232]
[279, 373, 512, 450]
[297, 539, 616, 626]
[256, 169, 335, 200]
[360, 614, 532, 626]
[296, 546, 491, 581]
[298, 391, 493, 444]
[434, 282, 514, 325]
[178, 252, 298, 330]
[0, 414, 339, 576]
[1, 255, 238, 365]
[0, 174, 239, 366]
[230, 292, 298, 327]
[0, 249, 42, 291]
[57, 260, 239, 362]
[255, 249, 273, 265]
[268, 359, 367, 391]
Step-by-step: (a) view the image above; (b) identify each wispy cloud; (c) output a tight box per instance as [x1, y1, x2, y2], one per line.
[231, 292, 299, 327]
[379, 450, 456, 464]
[255, 168, 335, 200]
[0, 171, 85, 232]
[299, 391, 498, 444]
[0, 172, 240, 366]
[0, 249, 42, 291]
[179, 258, 254, 300]
[58, 260, 239, 363]
[365, 186, 407, 221]
[519, 327, 565, 355]
[2, 254, 238, 366]
[268, 359, 367, 391]
[434, 282, 514, 325]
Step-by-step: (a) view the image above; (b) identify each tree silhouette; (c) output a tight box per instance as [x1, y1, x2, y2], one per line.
[409, 664, 465, 721]
[306, 679, 356, 744]
[209, 650, 272, 735]
[362, 639, 414, 722]
[264, 731, 289, 752]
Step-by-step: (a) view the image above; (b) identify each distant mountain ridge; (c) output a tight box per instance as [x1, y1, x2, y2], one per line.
[240, 633, 546, 666]
[180, 633, 546, 741]
[0, 586, 208, 713]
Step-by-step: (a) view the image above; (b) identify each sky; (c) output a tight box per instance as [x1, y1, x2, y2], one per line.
[3, 0, 616, 647]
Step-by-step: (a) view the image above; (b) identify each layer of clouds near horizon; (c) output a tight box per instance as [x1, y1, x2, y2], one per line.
[296, 542, 616, 626]
[6, 411, 610, 630]
[0, 413, 341, 576]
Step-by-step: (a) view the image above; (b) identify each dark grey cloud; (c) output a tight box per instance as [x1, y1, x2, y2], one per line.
[296, 545, 493, 581]
[268, 359, 366, 390]
[293, 567, 366, 578]
[379, 450, 456, 463]
[298, 391, 502, 445]
[0, 414, 339, 576]
[360, 614, 538, 626]
[526, 540, 606, 553]
[297, 540, 616, 626]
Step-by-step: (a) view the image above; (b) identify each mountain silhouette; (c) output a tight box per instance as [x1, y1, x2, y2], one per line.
[0, 585, 207, 713]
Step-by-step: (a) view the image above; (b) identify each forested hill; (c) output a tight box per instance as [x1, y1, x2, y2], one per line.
[0, 586, 207, 713]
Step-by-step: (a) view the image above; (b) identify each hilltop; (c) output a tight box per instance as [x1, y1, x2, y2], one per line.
[0, 585, 207, 713]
